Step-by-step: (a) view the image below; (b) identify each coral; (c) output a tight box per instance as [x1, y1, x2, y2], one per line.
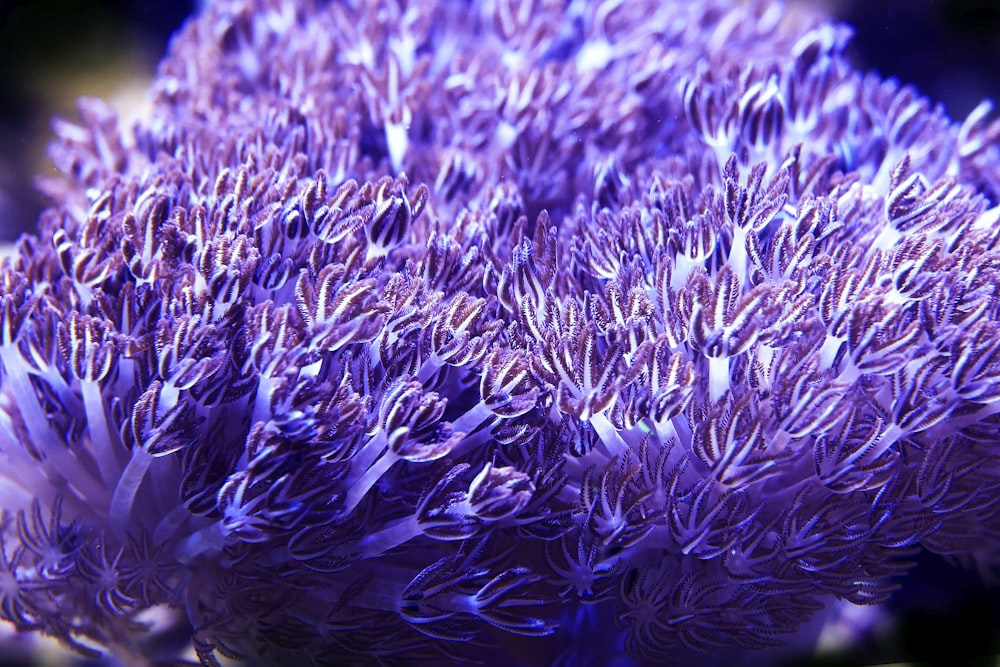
[1, 0, 999, 665]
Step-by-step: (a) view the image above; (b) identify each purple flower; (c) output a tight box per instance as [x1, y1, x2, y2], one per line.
[1, 0, 999, 665]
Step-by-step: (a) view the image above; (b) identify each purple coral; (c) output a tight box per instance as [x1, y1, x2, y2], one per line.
[1, 0, 1000, 665]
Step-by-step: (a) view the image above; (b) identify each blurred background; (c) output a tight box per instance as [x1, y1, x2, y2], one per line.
[0, 1, 998, 666]
[0, 0, 196, 244]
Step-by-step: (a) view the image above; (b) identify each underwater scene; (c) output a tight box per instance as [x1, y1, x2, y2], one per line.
[0, 1, 998, 665]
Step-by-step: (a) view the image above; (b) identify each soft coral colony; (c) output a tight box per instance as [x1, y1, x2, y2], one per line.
[1, 0, 1000, 664]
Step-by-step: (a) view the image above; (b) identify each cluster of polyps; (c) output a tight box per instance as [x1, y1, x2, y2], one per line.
[0, 0, 998, 665]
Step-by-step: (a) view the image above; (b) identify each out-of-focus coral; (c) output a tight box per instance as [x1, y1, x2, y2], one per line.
[0, 1, 999, 665]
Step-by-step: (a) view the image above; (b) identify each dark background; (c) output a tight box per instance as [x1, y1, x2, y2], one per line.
[836, 0, 1000, 121]
[0, 0, 196, 242]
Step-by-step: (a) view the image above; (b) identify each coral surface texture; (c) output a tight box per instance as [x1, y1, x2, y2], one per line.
[1, 1, 999, 665]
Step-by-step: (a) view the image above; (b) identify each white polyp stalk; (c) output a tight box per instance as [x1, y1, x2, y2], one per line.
[871, 223, 902, 253]
[80, 380, 123, 491]
[561, 437, 611, 479]
[445, 593, 480, 616]
[48, 449, 108, 505]
[249, 374, 277, 428]
[671, 254, 697, 291]
[385, 121, 409, 174]
[153, 504, 190, 546]
[181, 572, 203, 635]
[109, 446, 154, 531]
[450, 400, 494, 437]
[972, 205, 1000, 231]
[340, 580, 402, 613]
[368, 339, 384, 371]
[0, 352, 52, 451]
[0, 353, 106, 502]
[950, 401, 1000, 431]
[111, 358, 135, 398]
[671, 413, 694, 450]
[160, 381, 180, 411]
[884, 287, 908, 306]
[708, 355, 731, 402]
[341, 448, 396, 516]
[590, 411, 630, 459]
[729, 225, 748, 284]
[835, 359, 862, 387]
[416, 358, 443, 385]
[0, 472, 35, 519]
[347, 431, 388, 486]
[818, 335, 843, 370]
[0, 410, 54, 500]
[769, 430, 792, 452]
[345, 515, 422, 558]
[652, 417, 679, 445]
[149, 449, 181, 520]
[300, 357, 322, 379]
[176, 520, 228, 564]
[871, 424, 904, 460]
[555, 481, 581, 506]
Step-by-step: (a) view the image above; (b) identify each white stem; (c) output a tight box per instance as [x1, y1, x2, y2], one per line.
[769, 430, 792, 452]
[871, 221, 902, 252]
[250, 374, 277, 428]
[416, 358, 443, 385]
[653, 417, 679, 445]
[671, 413, 693, 449]
[0, 411, 53, 502]
[0, 352, 106, 502]
[708, 355, 730, 402]
[671, 254, 697, 292]
[160, 382, 180, 411]
[369, 338, 384, 371]
[818, 335, 843, 370]
[590, 411, 630, 459]
[176, 520, 227, 564]
[341, 450, 397, 516]
[347, 430, 388, 485]
[835, 359, 861, 387]
[1, 352, 52, 451]
[343, 515, 422, 558]
[80, 380, 123, 491]
[109, 447, 154, 531]
[947, 401, 1000, 431]
[730, 225, 748, 284]
[111, 358, 136, 400]
[153, 503, 191, 546]
[450, 400, 494, 437]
